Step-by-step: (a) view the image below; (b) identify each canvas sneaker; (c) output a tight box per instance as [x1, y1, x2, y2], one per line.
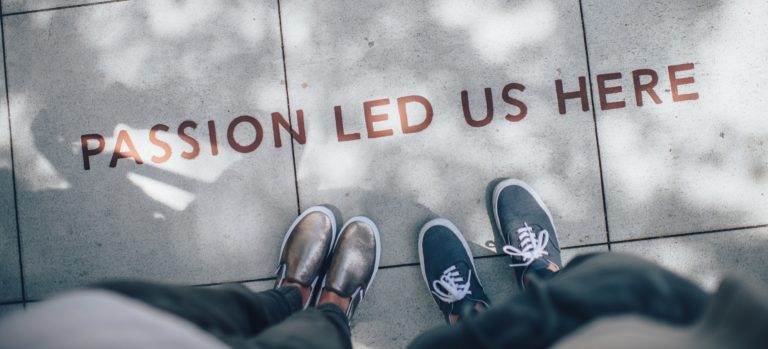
[493, 179, 562, 288]
[419, 218, 490, 324]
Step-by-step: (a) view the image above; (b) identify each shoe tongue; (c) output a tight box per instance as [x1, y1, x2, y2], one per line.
[450, 261, 471, 278]
[506, 222, 545, 240]
[522, 223, 545, 233]
[504, 221, 528, 235]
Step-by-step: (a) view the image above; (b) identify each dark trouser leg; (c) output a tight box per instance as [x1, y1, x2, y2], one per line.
[92, 281, 349, 349]
[408, 253, 709, 349]
[248, 304, 352, 349]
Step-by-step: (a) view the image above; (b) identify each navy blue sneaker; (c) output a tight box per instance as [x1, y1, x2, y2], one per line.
[493, 179, 562, 289]
[418, 218, 490, 324]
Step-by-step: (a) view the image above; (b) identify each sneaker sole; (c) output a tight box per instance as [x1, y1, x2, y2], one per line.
[492, 179, 560, 247]
[418, 218, 483, 290]
[319, 216, 382, 299]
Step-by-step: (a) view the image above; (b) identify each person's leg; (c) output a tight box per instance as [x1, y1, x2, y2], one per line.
[410, 179, 707, 349]
[93, 281, 304, 344]
[93, 206, 340, 348]
[250, 216, 382, 349]
[247, 304, 351, 349]
[95, 280, 356, 349]
[408, 252, 709, 349]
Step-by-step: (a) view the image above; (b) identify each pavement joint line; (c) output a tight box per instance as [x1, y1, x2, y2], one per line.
[14, 224, 766, 301]
[4, 240, 618, 300]
[194, 223, 768, 284]
[577, 0, 612, 251]
[185, 241, 617, 289]
[276, 0, 302, 216]
[374, 241, 613, 271]
[2, 0, 129, 17]
[0, 0, 27, 304]
[610, 223, 768, 245]
[194, 275, 278, 288]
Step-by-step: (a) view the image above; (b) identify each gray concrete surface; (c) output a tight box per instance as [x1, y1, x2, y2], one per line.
[583, 0, 768, 240]
[3, 0, 104, 14]
[281, 0, 607, 270]
[0, 38, 22, 303]
[5, 0, 298, 299]
[613, 227, 768, 291]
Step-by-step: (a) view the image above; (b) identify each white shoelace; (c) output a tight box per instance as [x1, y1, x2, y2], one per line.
[431, 265, 472, 303]
[502, 222, 550, 267]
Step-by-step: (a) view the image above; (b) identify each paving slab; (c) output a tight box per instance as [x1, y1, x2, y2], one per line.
[245, 245, 607, 349]
[281, 0, 607, 270]
[2, 0, 110, 14]
[5, 0, 297, 299]
[0, 40, 22, 303]
[0, 303, 23, 319]
[582, 0, 768, 240]
[613, 228, 768, 291]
